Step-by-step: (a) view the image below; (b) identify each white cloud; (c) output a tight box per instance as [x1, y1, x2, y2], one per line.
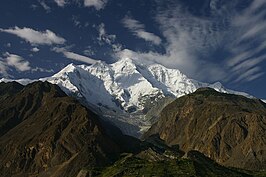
[0, 60, 9, 77]
[54, 0, 67, 7]
[0, 27, 66, 45]
[31, 47, 40, 52]
[63, 51, 98, 64]
[3, 53, 31, 72]
[122, 16, 162, 45]
[53, 47, 98, 64]
[83, 0, 107, 10]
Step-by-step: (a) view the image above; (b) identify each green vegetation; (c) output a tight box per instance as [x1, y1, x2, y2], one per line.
[81, 151, 255, 177]
[91, 154, 196, 177]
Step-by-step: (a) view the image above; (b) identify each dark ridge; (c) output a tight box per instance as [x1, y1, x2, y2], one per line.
[0, 81, 139, 177]
[0, 81, 24, 99]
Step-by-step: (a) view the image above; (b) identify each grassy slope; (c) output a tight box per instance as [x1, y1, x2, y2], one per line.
[82, 152, 261, 177]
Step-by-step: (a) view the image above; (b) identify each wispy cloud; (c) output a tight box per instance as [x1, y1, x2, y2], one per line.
[39, 0, 107, 10]
[2, 53, 31, 72]
[53, 47, 98, 64]
[118, 0, 266, 83]
[0, 60, 9, 77]
[83, 47, 95, 56]
[6, 43, 11, 48]
[97, 23, 122, 52]
[39, 0, 51, 12]
[54, 0, 67, 7]
[122, 16, 162, 45]
[117, 4, 227, 81]
[31, 67, 54, 73]
[83, 0, 108, 10]
[4, 53, 31, 72]
[0, 53, 56, 77]
[98, 23, 116, 45]
[225, 0, 266, 82]
[233, 66, 261, 83]
[72, 16, 82, 28]
[0, 27, 66, 45]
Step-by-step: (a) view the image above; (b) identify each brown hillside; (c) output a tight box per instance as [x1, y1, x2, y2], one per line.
[0, 81, 133, 177]
[145, 87, 266, 170]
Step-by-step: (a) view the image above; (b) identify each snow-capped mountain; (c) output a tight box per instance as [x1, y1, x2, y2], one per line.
[0, 58, 256, 137]
[0, 58, 252, 112]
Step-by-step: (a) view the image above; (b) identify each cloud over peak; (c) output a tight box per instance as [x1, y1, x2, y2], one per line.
[53, 47, 98, 64]
[0, 27, 66, 45]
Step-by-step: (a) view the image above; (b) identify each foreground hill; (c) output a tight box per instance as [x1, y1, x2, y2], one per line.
[93, 134, 255, 177]
[145, 88, 266, 171]
[0, 81, 139, 177]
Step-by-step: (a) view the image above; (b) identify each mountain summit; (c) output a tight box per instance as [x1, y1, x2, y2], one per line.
[44, 58, 252, 113]
[0, 58, 254, 137]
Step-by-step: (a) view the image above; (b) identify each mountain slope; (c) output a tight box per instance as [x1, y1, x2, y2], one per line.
[0, 81, 140, 177]
[0, 82, 262, 176]
[0, 58, 254, 137]
[144, 88, 266, 171]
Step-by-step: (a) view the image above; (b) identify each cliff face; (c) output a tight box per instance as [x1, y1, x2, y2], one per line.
[0, 81, 126, 177]
[145, 88, 266, 170]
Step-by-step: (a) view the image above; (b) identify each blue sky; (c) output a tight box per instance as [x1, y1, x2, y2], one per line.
[0, 0, 265, 98]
